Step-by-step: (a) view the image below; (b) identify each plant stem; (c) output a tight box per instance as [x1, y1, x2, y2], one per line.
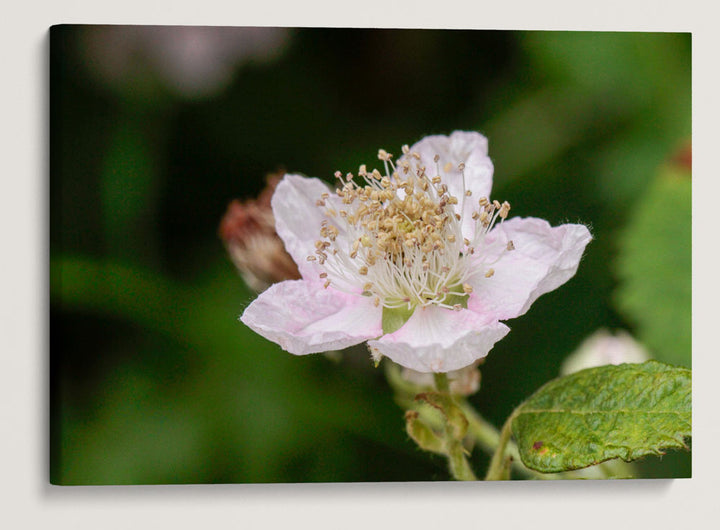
[434, 372, 450, 392]
[485, 414, 515, 480]
[433, 372, 476, 481]
[458, 402, 528, 479]
[447, 438, 477, 481]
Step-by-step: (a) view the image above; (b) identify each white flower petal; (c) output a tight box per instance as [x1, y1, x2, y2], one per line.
[240, 279, 383, 355]
[368, 305, 510, 373]
[560, 329, 650, 375]
[404, 131, 494, 240]
[271, 174, 331, 279]
[468, 217, 592, 321]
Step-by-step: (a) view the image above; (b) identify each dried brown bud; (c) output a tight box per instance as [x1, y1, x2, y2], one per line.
[219, 171, 300, 292]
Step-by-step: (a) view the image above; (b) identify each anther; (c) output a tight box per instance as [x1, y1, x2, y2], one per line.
[499, 202, 510, 219]
[463, 283, 473, 294]
[485, 268, 495, 278]
[506, 240, 515, 251]
[377, 149, 392, 161]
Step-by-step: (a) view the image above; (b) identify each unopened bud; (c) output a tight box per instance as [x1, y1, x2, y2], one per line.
[219, 171, 301, 292]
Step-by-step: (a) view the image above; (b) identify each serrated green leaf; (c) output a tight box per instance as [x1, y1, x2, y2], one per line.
[511, 361, 691, 473]
[615, 167, 691, 367]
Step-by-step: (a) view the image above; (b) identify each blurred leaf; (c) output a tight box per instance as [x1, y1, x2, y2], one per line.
[512, 361, 691, 473]
[485, 85, 621, 182]
[615, 162, 691, 366]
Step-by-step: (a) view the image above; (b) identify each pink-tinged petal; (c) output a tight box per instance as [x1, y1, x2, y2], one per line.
[468, 217, 592, 321]
[271, 174, 331, 279]
[240, 279, 383, 355]
[402, 131, 494, 240]
[368, 305, 510, 373]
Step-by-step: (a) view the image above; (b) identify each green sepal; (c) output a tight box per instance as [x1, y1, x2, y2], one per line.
[381, 293, 469, 335]
[415, 392, 469, 440]
[382, 305, 415, 334]
[405, 410, 445, 454]
[442, 293, 469, 309]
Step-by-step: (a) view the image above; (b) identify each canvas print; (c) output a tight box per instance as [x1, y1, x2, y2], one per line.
[50, 25, 691, 484]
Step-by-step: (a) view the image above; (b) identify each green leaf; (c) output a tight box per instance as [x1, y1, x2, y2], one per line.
[511, 361, 691, 473]
[615, 165, 691, 367]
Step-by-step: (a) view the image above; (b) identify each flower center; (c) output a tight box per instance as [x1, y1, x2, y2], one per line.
[308, 145, 511, 313]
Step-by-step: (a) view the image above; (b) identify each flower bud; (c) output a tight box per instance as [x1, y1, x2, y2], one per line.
[561, 329, 650, 375]
[219, 172, 300, 292]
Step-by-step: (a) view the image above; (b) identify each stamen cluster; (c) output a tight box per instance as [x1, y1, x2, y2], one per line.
[307, 145, 512, 311]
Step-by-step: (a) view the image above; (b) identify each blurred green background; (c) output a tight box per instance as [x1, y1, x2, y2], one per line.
[50, 26, 691, 484]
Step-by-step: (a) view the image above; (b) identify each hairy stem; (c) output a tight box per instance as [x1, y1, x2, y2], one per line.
[485, 414, 515, 481]
[433, 372, 450, 392]
[459, 402, 534, 480]
[433, 373, 477, 481]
